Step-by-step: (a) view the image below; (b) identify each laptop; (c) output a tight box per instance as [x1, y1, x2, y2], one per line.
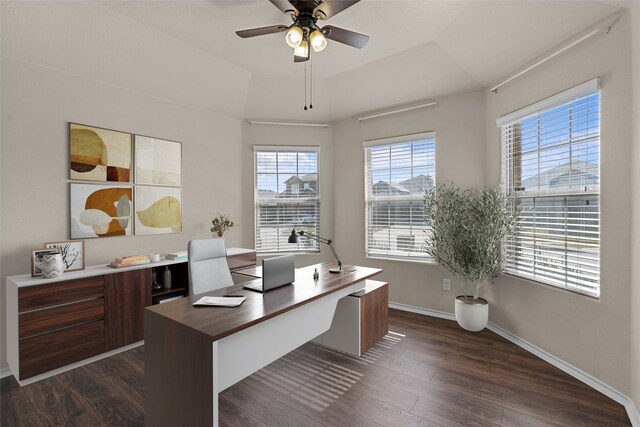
[243, 254, 295, 292]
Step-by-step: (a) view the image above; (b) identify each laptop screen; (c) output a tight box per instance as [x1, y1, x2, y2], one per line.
[262, 255, 295, 291]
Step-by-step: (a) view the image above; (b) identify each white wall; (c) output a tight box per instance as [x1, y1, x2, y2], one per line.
[484, 14, 633, 394]
[333, 89, 486, 313]
[0, 58, 246, 369]
[630, 2, 640, 418]
[241, 122, 335, 268]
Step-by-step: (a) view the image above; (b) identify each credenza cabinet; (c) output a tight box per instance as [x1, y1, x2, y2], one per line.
[104, 269, 152, 351]
[6, 248, 256, 385]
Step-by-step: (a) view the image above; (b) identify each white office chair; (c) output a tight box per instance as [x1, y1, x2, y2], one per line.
[187, 238, 234, 296]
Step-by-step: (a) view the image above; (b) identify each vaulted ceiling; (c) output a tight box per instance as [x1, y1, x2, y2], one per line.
[1, 1, 627, 121]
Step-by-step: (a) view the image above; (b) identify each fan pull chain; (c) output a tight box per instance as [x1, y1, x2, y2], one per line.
[309, 56, 313, 109]
[304, 61, 308, 110]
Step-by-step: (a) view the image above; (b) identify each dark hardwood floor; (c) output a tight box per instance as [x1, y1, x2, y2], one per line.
[1, 309, 631, 426]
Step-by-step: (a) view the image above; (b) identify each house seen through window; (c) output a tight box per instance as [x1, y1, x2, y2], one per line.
[254, 147, 320, 253]
[364, 132, 436, 261]
[499, 79, 601, 297]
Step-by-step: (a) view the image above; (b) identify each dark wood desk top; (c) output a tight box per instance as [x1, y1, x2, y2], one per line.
[145, 263, 382, 342]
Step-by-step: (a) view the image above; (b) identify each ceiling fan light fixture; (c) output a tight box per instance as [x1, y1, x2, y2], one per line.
[285, 25, 304, 48]
[293, 39, 309, 59]
[309, 29, 327, 52]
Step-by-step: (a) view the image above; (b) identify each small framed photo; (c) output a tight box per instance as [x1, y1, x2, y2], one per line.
[31, 248, 61, 277]
[44, 240, 85, 272]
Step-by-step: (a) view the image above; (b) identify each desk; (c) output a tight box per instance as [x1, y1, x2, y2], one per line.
[233, 264, 389, 356]
[144, 262, 382, 427]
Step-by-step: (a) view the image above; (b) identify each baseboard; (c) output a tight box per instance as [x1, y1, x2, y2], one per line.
[627, 399, 640, 427]
[0, 366, 11, 379]
[388, 302, 456, 321]
[389, 301, 638, 427]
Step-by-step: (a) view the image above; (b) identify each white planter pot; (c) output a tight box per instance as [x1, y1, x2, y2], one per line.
[455, 296, 488, 331]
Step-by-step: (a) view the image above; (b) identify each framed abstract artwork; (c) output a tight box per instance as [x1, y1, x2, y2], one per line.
[44, 240, 85, 272]
[31, 248, 60, 277]
[69, 123, 132, 182]
[70, 183, 133, 239]
[134, 186, 182, 235]
[134, 135, 182, 186]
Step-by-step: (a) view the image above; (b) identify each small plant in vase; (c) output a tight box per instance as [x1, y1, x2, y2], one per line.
[210, 213, 237, 238]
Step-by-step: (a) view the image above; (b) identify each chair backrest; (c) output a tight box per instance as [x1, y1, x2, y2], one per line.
[187, 238, 234, 296]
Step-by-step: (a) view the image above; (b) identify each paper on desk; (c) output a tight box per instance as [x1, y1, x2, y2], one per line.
[193, 296, 245, 307]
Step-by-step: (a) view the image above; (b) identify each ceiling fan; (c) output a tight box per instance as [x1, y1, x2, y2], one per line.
[236, 0, 369, 62]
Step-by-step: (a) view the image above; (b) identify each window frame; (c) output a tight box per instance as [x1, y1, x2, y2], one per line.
[363, 131, 436, 263]
[498, 78, 601, 298]
[254, 145, 321, 255]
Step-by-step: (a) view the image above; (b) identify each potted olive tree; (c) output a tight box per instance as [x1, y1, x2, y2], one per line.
[423, 184, 517, 331]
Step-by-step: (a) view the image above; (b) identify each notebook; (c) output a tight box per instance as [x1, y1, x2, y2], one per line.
[243, 254, 295, 292]
[192, 296, 245, 307]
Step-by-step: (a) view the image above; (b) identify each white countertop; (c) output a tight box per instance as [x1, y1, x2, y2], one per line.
[7, 247, 254, 288]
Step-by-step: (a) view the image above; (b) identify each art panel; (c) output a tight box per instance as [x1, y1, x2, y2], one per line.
[134, 136, 182, 186]
[69, 123, 132, 182]
[134, 186, 182, 235]
[70, 183, 133, 239]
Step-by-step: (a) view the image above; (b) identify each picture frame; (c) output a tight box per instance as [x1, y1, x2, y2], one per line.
[31, 248, 61, 277]
[69, 123, 132, 183]
[44, 240, 85, 272]
[70, 183, 133, 239]
[134, 135, 182, 186]
[134, 186, 183, 235]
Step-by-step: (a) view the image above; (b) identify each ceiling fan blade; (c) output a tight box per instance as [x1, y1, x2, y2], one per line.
[322, 25, 369, 49]
[268, 0, 297, 15]
[236, 24, 289, 38]
[314, 0, 360, 20]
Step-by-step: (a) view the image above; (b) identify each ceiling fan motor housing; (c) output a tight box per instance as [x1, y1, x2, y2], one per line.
[289, 0, 326, 18]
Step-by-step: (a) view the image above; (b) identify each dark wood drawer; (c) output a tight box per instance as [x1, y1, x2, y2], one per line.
[19, 276, 104, 312]
[228, 252, 256, 271]
[19, 320, 105, 380]
[19, 298, 104, 339]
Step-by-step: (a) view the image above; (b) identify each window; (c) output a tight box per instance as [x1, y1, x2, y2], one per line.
[499, 79, 600, 297]
[364, 132, 435, 261]
[255, 146, 320, 253]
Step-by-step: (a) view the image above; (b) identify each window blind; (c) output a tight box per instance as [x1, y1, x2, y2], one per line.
[364, 132, 435, 261]
[254, 147, 320, 254]
[499, 79, 600, 297]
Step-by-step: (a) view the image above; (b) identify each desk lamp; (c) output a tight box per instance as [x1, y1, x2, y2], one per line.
[288, 229, 343, 273]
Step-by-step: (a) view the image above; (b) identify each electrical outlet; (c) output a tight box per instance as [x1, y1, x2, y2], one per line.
[442, 278, 451, 291]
